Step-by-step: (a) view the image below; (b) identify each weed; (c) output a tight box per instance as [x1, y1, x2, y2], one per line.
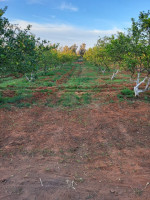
[86, 193, 97, 199]
[45, 98, 55, 107]
[45, 167, 51, 172]
[16, 102, 31, 108]
[144, 95, 150, 103]
[39, 89, 49, 93]
[58, 93, 81, 107]
[42, 149, 55, 156]
[59, 148, 64, 154]
[46, 82, 54, 87]
[0, 104, 11, 110]
[74, 175, 84, 183]
[82, 93, 91, 104]
[109, 99, 115, 103]
[101, 152, 109, 157]
[134, 188, 143, 196]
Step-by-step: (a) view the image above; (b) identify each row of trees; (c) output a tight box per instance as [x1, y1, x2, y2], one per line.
[1, 7, 149, 96]
[84, 11, 150, 96]
[0, 7, 87, 81]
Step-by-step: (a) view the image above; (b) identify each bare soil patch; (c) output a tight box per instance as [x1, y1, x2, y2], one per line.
[0, 101, 150, 200]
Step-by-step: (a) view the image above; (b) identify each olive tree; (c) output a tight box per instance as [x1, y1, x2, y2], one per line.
[0, 7, 14, 74]
[106, 32, 130, 80]
[125, 11, 150, 96]
[0, 7, 41, 81]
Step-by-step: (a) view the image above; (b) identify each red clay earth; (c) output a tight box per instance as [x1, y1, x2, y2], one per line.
[0, 101, 150, 200]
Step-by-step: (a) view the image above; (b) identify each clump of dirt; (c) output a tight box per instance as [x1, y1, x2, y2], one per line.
[0, 102, 150, 199]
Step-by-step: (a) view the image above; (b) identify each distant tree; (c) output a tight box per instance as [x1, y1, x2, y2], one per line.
[38, 41, 59, 74]
[84, 38, 111, 74]
[79, 43, 86, 57]
[57, 46, 77, 67]
[69, 44, 78, 54]
[62, 46, 70, 53]
[0, 6, 14, 73]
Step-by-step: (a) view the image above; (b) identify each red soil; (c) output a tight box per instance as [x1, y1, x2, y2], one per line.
[0, 101, 150, 199]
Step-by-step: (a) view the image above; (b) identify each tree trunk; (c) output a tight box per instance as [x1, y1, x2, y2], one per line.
[111, 69, 119, 80]
[134, 73, 150, 96]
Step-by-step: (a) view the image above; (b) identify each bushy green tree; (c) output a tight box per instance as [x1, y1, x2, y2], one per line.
[38, 41, 59, 74]
[0, 7, 14, 73]
[125, 11, 150, 96]
[0, 7, 41, 81]
[9, 25, 40, 80]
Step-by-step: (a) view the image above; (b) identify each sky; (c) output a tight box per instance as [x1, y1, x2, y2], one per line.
[1, 0, 150, 49]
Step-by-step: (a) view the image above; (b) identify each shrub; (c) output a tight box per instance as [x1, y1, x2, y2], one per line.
[121, 88, 134, 96]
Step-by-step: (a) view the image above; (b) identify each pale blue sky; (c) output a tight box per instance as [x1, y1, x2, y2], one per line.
[1, 0, 150, 48]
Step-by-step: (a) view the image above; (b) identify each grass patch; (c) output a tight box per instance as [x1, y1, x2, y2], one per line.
[59, 92, 91, 107]
[45, 92, 91, 108]
[0, 94, 32, 107]
[58, 93, 81, 107]
[0, 103, 12, 110]
[16, 102, 31, 108]
[1, 62, 148, 109]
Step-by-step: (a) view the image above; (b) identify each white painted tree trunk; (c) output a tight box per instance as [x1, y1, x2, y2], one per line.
[111, 69, 119, 80]
[101, 69, 106, 74]
[134, 73, 150, 96]
[25, 72, 34, 82]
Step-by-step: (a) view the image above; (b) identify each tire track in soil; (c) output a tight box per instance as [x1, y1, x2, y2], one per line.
[56, 66, 76, 85]
[33, 66, 76, 92]
[29, 66, 76, 96]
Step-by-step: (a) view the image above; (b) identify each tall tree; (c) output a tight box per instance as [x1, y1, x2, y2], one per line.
[79, 43, 86, 57]
[70, 44, 78, 54]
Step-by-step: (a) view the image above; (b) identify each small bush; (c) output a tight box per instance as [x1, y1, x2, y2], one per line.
[0, 97, 6, 104]
[117, 88, 134, 99]
[6, 95, 24, 103]
[144, 96, 150, 103]
[121, 88, 134, 96]
[46, 82, 54, 87]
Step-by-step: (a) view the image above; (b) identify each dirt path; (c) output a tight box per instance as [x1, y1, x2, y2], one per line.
[0, 102, 150, 200]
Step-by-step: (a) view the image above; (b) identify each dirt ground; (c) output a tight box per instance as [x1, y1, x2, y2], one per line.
[0, 101, 150, 200]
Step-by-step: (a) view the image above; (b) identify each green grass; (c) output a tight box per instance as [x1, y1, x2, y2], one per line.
[0, 76, 14, 83]
[45, 92, 91, 108]
[0, 94, 32, 105]
[59, 93, 81, 107]
[62, 63, 99, 90]
[105, 79, 128, 84]
[0, 62, 149, 109]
